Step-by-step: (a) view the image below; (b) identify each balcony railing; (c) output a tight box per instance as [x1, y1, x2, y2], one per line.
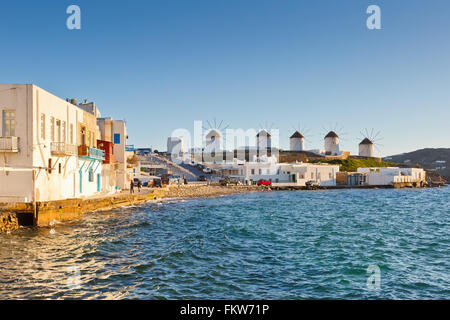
[0, 137, 19, 153]
[78, 145, 105, 161]
[51, 142, 77, 156]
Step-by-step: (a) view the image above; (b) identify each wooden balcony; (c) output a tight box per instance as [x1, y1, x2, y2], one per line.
[78, 145, 105, 161]
[51, 142, 77, 156]
[0, 137, 19, 153]
[97, 140, 114, 164]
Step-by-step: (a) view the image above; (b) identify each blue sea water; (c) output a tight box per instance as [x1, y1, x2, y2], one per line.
[0, 187, 449, 299]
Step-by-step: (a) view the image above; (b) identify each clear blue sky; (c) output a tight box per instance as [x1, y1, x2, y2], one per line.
[1, 0, 449, 156]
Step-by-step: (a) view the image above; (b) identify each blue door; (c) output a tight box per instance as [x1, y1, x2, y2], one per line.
[97, 173, 101, 192]
[79, 171, 83, 193]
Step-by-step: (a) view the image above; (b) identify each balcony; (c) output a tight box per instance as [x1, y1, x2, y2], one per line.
[0, 137, 19, 152]
[78, 145, 105, 161]
[97, 140, 114, 164]
[51, 142, 77, 156]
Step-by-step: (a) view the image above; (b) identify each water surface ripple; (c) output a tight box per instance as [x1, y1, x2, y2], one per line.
[1, 187, 449, 299]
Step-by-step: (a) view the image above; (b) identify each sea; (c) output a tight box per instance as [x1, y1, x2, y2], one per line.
[0, 187, 449, 299]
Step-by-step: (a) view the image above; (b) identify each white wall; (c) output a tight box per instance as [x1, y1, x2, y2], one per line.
[0, 84, 34, 202]
[290, 138, 304, 151]
[359, 144, 374, 157]
[324, 137, 339, 155]
[217, 161, 339, 186]
[0, 84, 107, 202]
[357, 167, 426, 186]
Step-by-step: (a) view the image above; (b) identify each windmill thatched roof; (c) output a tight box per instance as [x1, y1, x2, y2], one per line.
[359, 138, 373, 145]
[290, 131, 304, 139]
[325, 131, 339, 138]
[256, 130, 271, 137]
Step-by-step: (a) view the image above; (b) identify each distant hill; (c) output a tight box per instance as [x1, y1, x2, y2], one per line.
[384, 148, 450, 180]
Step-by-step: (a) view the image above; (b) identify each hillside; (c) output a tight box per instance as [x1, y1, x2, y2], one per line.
[308, 158, 395, 172]
[384, 148, 450, 181]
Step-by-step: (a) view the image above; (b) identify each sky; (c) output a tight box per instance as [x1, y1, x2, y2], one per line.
[1, 0, 449, 156]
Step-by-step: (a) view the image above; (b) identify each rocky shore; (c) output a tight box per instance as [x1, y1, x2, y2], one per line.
[0, 212, 19, 233]
[152, 184, 265, 200]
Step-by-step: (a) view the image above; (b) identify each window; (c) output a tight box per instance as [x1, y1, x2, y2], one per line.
[56, 119, 61, 142]
[329, 173, 332, 179]
[258, 169, 262, 175]
[70, 124, 73, 144]
[48, 159, 52, 174]
[50, 117, 55, 141]
[266, 169, 270, 174]
[80, 126, 86, 145]
[114, 133, 121, 144]
[2, 110, 16, 136]
[251, 169, 255, 175]
[40, 114, 45, 139]
[311, 172, 314, 179]
[59, 163, 62, 174]
[62, 121, 66, 143]
[89, 168, 94, 182]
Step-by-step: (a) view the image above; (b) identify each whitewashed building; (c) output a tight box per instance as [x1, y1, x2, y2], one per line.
[97, 117, 128, 190]
[357, 167, 426, 186]
[205, 129, 222, 153]
[324, 131, 339, 155]
[211, 156, 339, 187]
[256, 130, 272, 150]
[359, 138, 374, 157]
[167, 136, 184, 154]
[290, 131, 305, 151]
[0, 84, 107, 203]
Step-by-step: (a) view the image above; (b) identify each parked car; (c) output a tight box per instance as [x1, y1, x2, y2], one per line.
[257, 179, 272, 186]
[220, 178, 239, 186]
[198, 175, 207, 182]
[153, 178, 162, 188]
[203, 167, 212, 174]
[161, 174, 171, 185]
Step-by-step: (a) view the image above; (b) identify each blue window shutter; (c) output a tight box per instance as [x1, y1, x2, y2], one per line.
[114, 133, 121, 144]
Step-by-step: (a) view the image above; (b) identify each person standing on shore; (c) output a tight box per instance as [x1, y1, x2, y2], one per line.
[137, 180, 142, 193]
[130, 180, 134, 194]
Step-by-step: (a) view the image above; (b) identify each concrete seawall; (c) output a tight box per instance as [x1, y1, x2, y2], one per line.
[0, 191, 158, 228]
[0, 185, 262, 230]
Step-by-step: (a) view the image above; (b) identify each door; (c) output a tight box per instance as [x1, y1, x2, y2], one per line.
[79, 171, 83, 194]
[97, 173, 101, 192]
